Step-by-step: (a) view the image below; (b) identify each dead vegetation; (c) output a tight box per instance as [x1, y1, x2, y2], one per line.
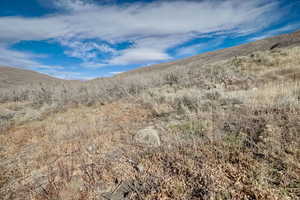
[1, 46, 300, 200]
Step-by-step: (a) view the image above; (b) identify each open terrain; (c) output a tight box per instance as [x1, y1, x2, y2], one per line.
[1, 31, 300, 200]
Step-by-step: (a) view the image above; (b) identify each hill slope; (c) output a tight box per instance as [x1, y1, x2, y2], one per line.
[0, 66, 61, 88]
[1, 30, 299, 86]
[118, 30, 300, 77]
[1, 31, 300, 200]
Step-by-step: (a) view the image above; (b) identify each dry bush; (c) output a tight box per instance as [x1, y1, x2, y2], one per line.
[223, 81, 300, 109]
[123, 103, 300, 200]
[1, 46, 300, 200]
[1, 46, 299, 107]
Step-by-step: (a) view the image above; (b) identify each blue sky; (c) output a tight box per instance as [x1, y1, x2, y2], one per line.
[0, 0, 300, 79]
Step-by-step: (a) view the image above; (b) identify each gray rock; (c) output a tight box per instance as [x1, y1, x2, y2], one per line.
[86, 143, 97, 154]
[134, 127, 161, 147]
[136, 163, 144, 173]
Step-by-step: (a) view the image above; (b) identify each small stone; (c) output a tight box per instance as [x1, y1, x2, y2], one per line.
[137, 163, 144, 173]
[86, 143, 97, 154]
[134, 127, 161, 147]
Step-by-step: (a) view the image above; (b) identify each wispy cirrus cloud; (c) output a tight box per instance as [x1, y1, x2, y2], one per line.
[250, 22, 300, 41]
[41, 68, 97, 80]
[0, 0, 293, 78]
[58, 39, 116, 62]
[0, 45, 64, 70]
[110, 71, 124, 75]
[175, 38, 225, 56]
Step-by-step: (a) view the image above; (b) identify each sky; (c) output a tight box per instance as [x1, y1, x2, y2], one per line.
[0, 0, 300, 80]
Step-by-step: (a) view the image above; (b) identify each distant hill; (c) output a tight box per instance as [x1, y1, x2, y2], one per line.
[118, 30, 300, 77]
[0, 66, 61, 88]
[1, 30, 300, 87]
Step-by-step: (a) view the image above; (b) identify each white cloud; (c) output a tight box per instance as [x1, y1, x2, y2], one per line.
[0, 16, 68, 43]
[249, 23, 300, 41]
[109, 48, 172, 65]
[176, 44, 206, 56]
[0, 45, 64, 70]
[80, 62, 108, 68]
[53, 0, 96, 11]
[176, 38, 225, 56]
[110, 71, 124, 75]
[40, 68, 96, 80]
[58, 38, 116, 61]
[0, 0, 284, 71]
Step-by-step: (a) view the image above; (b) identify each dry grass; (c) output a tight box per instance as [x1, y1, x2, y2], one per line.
[1, 46, 300, 200]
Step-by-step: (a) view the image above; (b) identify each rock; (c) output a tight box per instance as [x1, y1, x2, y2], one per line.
[134, 127, 161, 147]
[86, 143, 97, 154]
[134, 163, 144, 173]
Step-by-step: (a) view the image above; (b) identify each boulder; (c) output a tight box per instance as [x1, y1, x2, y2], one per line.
[134, 127, 161, 147]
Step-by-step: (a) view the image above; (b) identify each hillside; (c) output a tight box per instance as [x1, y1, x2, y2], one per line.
[0, 66, 61, 88]
[1, 30, 299, 87]
[1, 31, 300, 200]
[118, 30, 300, 77]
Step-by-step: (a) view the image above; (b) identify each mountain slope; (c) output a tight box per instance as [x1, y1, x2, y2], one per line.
[1, 30, 299, 88]
[1, 31, 300, 200]
[118, 30, 300, 77]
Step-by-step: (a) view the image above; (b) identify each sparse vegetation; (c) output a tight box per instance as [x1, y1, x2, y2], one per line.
[1, 44, 300, 200]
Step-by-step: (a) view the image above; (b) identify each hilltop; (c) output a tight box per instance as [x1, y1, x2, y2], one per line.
[0, 66, 61, 89]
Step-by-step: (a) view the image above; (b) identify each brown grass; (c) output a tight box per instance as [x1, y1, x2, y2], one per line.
[1, 46, 300, 200]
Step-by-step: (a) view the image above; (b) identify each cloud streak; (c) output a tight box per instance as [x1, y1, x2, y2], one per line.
[0, 0, 288, 77]
[249, 22, 300, 41]
[0, 45, 64, 70]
